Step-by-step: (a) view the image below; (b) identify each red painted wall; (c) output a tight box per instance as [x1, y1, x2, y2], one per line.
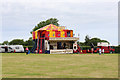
[55, 31, 60, 37]
[45, 31, 49, 38]
[32, 32, 35, 40]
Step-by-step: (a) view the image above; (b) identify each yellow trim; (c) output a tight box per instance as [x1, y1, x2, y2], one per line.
[35, 31, 38, 39]
[61, 31, 65, 37]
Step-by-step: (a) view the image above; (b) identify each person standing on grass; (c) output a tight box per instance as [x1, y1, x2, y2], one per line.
[102, 49, 104, 55]
[91, 43, 94, 54]
[25, 47, 29, 55]
[99, 48, 101, 55]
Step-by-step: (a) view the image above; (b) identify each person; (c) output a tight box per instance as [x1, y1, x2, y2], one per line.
[63, 43, 66, 49]
[87, 49, 89, 53]
[25, 47, 29, 55]
[5, 46, 8, 53]
[99, 48, 101, 55]
[91, 43, 94, 54]
[35, 50, 37, 54]
[102, 49, 104, 55]
[91, 48, 94, 54]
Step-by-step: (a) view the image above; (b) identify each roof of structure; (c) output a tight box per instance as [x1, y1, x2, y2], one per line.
[35, 24, 68, 32]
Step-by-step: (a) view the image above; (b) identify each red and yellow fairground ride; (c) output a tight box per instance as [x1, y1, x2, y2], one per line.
[32, 24, 81, 54]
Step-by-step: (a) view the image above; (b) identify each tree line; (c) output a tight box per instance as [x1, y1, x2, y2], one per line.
[0, 37, 33, 46]
[0, 35, 110, 47]
[78, 35, 110, 46]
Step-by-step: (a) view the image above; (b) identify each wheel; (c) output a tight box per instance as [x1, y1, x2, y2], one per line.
[11, 51, 13, 53]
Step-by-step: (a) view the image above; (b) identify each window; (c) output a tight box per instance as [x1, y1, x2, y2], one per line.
[48, 34, 49, 36]
[9, 47, 12, 49]
[1, 47, 5, 49]
[15, 47, 19, 49]
[74, 46, 76, 49]
[67, 32, 70, 37]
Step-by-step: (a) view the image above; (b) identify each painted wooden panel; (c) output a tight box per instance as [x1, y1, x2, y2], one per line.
[45, 31, 49, 37]
[50, 31, 55, 37]
[35, 31, 38, 39]
[70, 30, 73, 37]
[65, 31, 67, 37]
[61, 31, 65, 37]
[32, 32, 35, 40]
[55, 31, 60, 37]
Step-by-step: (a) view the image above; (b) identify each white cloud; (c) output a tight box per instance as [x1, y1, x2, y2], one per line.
[1, 0, 118, 45]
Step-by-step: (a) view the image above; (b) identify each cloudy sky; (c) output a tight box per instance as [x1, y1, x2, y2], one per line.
[1, 0, 118, 45]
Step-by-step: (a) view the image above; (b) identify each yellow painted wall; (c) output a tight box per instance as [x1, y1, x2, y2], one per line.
[35, 31, 38, 39]
[61, 31, 65, 37]
[70, 30, 73, 37]
[50, 31, 55, 37]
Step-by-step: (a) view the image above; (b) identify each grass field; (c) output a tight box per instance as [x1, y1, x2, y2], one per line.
[2, 53, 118, 78]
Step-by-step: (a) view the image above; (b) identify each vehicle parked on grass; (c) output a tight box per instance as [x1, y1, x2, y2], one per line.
[87, 42, 115, 53]
[9, 45, 24, 53]
[0, 45, 14, 53]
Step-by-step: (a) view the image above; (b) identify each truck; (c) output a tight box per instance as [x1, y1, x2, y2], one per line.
[87, 42, 115, 53]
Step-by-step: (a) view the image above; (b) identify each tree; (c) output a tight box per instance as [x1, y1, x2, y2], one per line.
[77, 41, 86, 46]
[89, 38, 101, 46]
[78, 35, 110, 46]
[84, 35, 90, 46]
[9, 39, 24, 45]
[24, 37, 34, 46]
[88, 38, 109, 46]
[2, 41, 9, 45]
[31, 18, 59, 33]
[100, 40, 109, 44]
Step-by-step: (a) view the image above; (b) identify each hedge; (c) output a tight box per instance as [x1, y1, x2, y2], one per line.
[113, 46, 120, 53]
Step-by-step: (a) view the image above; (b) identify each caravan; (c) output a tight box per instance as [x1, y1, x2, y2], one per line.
[10, 45, 24, 53]
[0, 45, 24, 53]
[0, 45, 14, 53]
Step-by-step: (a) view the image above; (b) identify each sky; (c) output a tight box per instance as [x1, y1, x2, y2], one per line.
[1, 0, 119, 45]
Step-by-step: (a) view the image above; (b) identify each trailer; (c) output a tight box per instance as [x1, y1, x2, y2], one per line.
[0, 45, 24, 53]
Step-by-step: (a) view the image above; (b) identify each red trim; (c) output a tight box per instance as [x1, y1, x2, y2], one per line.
[37, 32, 40, 53]
[55, 31, 60, 37]
[39, 38, 42, 54]
[52, 30, 58, 31]
[65, 31, 67, 37]
[32, 32, 35, 40]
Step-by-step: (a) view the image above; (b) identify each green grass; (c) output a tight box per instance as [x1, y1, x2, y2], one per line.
[2, 53, 118, 78]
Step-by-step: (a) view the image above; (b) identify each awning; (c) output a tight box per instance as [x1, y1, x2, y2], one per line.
[49, 37, 79, 41]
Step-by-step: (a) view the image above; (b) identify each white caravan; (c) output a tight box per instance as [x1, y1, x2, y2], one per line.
[0, 45, 24, 53]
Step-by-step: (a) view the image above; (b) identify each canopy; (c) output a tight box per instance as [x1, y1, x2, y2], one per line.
[35, 24, 66, 31]
[32, 24, 72, 40]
